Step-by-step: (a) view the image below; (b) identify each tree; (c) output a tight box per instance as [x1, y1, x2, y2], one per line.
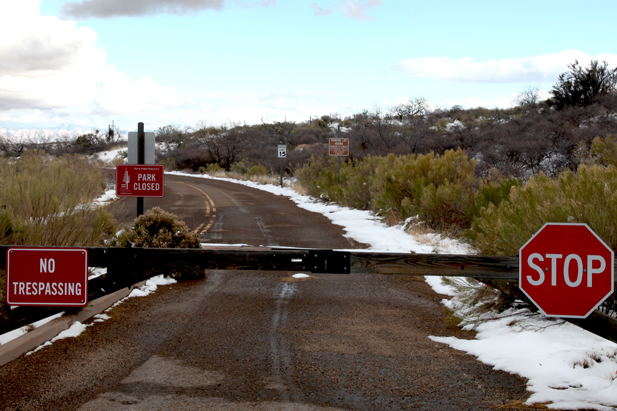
[549, 60, 617, 109]
[194, 122, 249, 170]
[515, 86, 541, 108]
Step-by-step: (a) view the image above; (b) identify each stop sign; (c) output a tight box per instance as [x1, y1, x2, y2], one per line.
[519, 223, 614, 318]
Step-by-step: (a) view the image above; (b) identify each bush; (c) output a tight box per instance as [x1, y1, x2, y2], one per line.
[159, 158, 178, 171]
[247, 164, 269, 177]
[206, 163, 222, 173]
[118, 207, 200, 248]
[0, 151, 115, 246]
[467, 164, 617, 256]
[0, 151, 116, 322]
[590, 134, 617, 167]
[116, 207, 204, 280]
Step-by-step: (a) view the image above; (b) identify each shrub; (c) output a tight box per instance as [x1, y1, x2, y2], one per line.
[590, 134, 617, 167]
[0, 151, 115, 246]
[118, 207, 200, 248]
[247, 164, 269, 177]
[468, 164, 617, 256]
[0, 151, 116, 322]
[296, 149, 482, 232]
[159, 158, 178, 171]
[206, 163, 222, 173]
[371, 149, 478, 232]
[116, 207, 204, 280]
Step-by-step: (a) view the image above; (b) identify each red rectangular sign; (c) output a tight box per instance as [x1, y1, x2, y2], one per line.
[6, 248, 88, 307]
[116, 164, 165, 197]
[329, 138, 349, 156]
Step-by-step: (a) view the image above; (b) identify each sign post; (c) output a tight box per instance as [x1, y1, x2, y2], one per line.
[6, 248, 88, 307]
[329, 126, 349, 182]
[277, 143, 286, 187]
[519, 223, 614, 318]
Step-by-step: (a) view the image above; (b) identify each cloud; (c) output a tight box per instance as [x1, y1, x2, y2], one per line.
[61, 0, 224, 18]
[342, 0, 380, 20]
[394, 50, 617, 83]
[312, 3, 334, 16]
[0, 0, 183, 115]
[313, 0, 380, 20]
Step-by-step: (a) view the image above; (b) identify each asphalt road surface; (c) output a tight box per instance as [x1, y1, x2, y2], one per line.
[0, 174, 531, 410]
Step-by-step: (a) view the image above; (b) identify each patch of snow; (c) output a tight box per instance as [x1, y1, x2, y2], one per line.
[292, 274, 310, 279]
[0, 312, 65, 345]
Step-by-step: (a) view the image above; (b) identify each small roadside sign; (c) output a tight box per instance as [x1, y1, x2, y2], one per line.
[116, 164, 165, 197]
[278, 145, 287, 158]
[6, 248, 88, 307]
[329, 138, 349, 156]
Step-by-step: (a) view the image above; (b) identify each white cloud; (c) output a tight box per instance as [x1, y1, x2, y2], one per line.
[0, 0, 183, 121]
[60, 0, 224, 18]
[342, 0, 380, 20]
[394, 50, 617, 83]
[312, 3, 334, 16]
[313, 0, 380, 20]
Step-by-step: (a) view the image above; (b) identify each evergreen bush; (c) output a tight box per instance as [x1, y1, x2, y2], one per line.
[117, 207, 204, 280]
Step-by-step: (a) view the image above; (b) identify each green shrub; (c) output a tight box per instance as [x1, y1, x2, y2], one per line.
[206, 163, 222, 173]
[198, 166, 207, 173]
[116, 207, 204, 280]
[118, 207, 200, 249]
[591, 135, 617, 168]
[0, 151, 115, 246]
[296, 149, 481, 232]
[247, 164, 269, 177]
[371, 149, 478, 232]
[160, 158, 178, 171]
[468, 164, 617, 256]
[0, 151, 116, 322]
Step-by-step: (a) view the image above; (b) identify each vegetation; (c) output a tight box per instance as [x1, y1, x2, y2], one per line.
[116, 207, 200, 249]
[115, 207, 204, 280]
[0, 151, 116, 321]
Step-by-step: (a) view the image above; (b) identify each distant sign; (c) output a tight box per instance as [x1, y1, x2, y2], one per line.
[116, 164, 165, 197]
[128, 132, 156, 164]
[329, 138, 349, 156]
[6, 248, 88, 307]
[278, 144, 287, 158]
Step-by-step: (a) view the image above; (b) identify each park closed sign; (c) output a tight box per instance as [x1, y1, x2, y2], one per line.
[6, 248, 88, 307]
[116, 164, 165, 197]
[519, 223, 614, 318]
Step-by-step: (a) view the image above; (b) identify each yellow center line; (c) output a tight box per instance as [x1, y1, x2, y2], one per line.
[178, 182, 217, 234]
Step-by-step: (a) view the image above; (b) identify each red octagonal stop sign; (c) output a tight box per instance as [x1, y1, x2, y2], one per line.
[520, 223, 614, 318]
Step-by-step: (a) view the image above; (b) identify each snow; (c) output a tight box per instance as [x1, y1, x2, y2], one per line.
[292, 273, 310, 279]
[168, 170, 617, 410]
[94, 147, 126, 164]
[19, 275, 177, 355]
[0, 312, 65, 345]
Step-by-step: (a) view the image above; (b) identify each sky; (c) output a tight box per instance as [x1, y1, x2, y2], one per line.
[1, 0, 617, 133]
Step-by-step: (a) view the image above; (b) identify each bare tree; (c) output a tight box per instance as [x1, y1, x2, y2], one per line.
[514, 86, 541, 108]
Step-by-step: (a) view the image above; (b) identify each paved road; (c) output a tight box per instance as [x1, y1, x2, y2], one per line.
[0, 174, 530, 410]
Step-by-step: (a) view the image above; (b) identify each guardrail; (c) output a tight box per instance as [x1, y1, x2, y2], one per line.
[1, 246, 616, 342]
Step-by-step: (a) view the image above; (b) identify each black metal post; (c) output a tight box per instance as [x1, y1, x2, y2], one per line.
[137, 122, 145, 217]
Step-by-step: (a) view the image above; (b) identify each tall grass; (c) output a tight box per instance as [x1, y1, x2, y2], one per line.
[0, 151, 116, 318]
[0, 151, 115, 246]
